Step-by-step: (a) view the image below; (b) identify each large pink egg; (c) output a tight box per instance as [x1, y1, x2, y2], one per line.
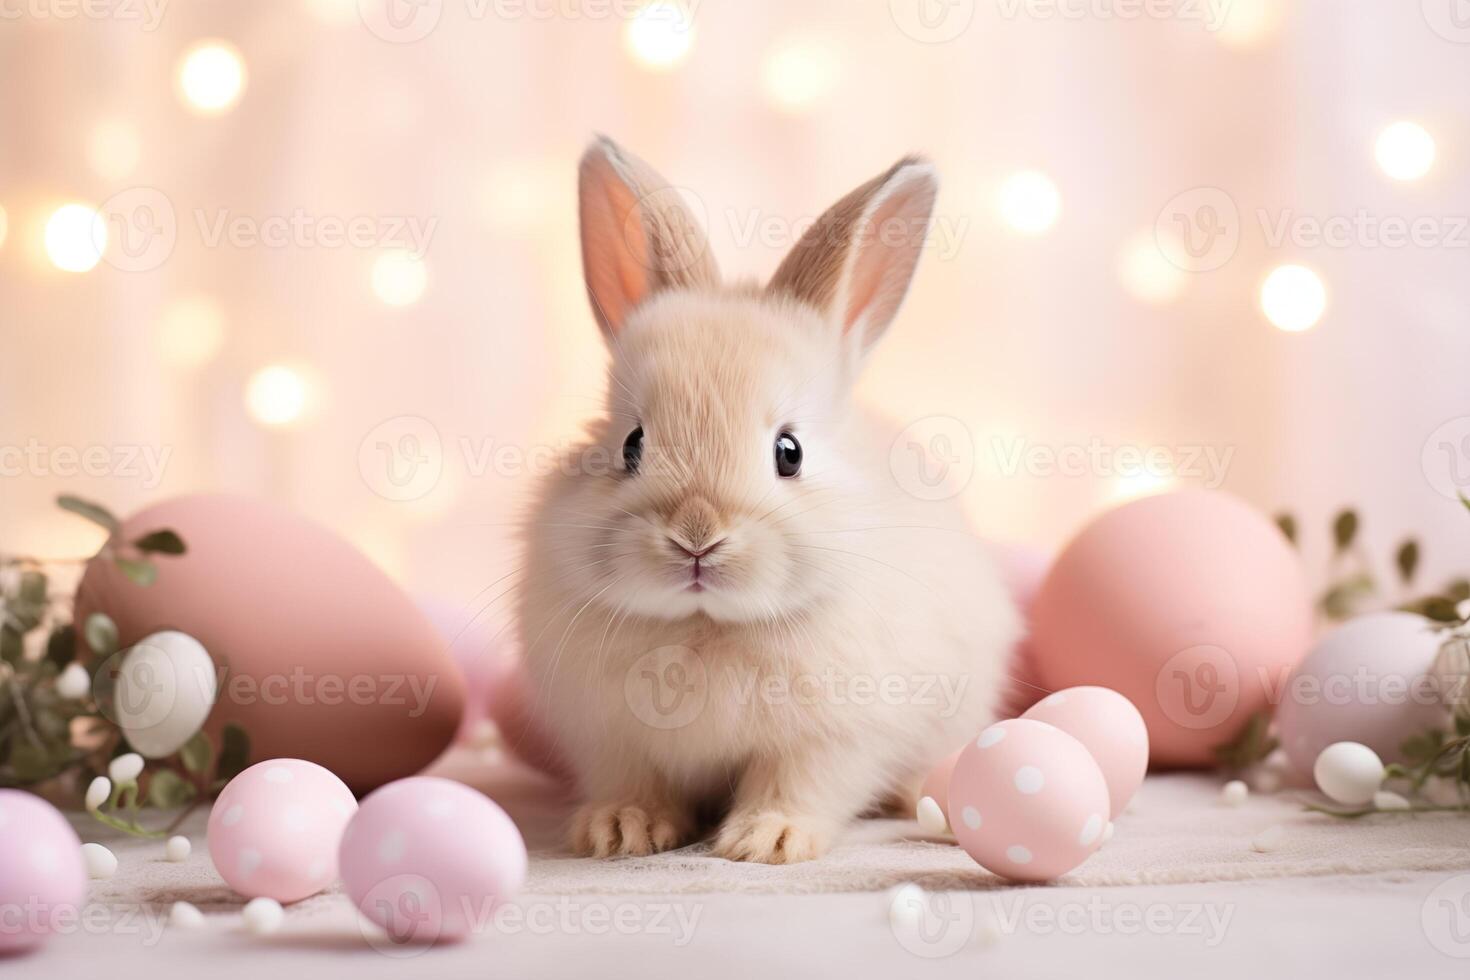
[75, 494, 465, 793]
[340, 777, 527, 944]
[0, 791, 88, 952]
[947, 719, 1110, 882]
[1277, 612, 1447, 775]
[1030, 490, 1312, 768]
[1022, 686, 1149, 817]
[207, 758, 358, 903]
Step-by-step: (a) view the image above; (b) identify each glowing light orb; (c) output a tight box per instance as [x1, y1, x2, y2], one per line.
[1375, 121, 1435, 182]
[997, 171, 1061, 236]
[624, 2, 694, 71]
[1260, 265, 1327, 333]
[1117, 232, 1186, 304]
[177, 41, 247, 115]
[45, 204, 107, 273]
[762, 39, 841, 113]
[246, 365, 309, 427]
[371, 249, 429, 307]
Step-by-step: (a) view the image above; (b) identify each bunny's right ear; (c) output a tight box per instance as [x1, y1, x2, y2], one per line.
[578, 136, 719, 340]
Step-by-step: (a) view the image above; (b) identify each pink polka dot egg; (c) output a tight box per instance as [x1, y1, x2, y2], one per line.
[0, 790, 88, 951]
[340, 777, 527, 944]
[1022, 686, 1149, 818]
[947, 719, 1110, 882]
[207, 758, 358, 903]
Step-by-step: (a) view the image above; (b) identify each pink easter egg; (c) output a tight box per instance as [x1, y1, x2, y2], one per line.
[947, 719, 1110, 882]
[207, 759, 358, 903]
[0, 790, 88, 952]
[1030, 490, 1312, 768]
[1276, 612, 1447, 775]
[1022, 686, 1149, 817]
[340, 777, 527, 944]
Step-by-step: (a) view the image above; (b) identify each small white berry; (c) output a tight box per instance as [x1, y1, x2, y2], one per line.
[82, 842, 118, 879]
[1251, 825, 1286, 853]
[888, 883, 925, 931]
[56, 663, 91, 700]
[170, 902, 205, 929]
[108, 753, 144, 783]
[242, 897, 284, 935]
[165, 835, 192, 862]
[1373, 790, 1411, 811]
[85, 776, 112, 811]
[915, 796, 948, 835]
[1313, 742, 1384, 806]
[1221, 780, 1249, 807]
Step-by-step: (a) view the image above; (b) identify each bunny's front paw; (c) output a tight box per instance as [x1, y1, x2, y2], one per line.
[712, 810, 830, 864]
[571, 800, 692, 858]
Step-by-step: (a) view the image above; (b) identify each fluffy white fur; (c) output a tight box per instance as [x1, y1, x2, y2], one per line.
[516, 138, 1019, 864]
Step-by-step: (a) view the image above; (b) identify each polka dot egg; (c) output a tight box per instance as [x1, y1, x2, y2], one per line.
[0, 790, 88, 951]
[207, 759, 357, 903]
[947, 718, 1110, 882]
[1022, 686, 1149, 818]
[340, 777, 527, 943]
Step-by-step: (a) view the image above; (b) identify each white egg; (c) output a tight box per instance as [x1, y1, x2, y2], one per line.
[1250, 825, 1286, 853]
[242, 897, 284, 935]
[170, 901, 205, 929]
[82, 842, 118, 879]
[108, 753, 144, 783]
[1313, 741, 1384, 806]
[85, 776, 112, 811]
[915, 796, 948, 835]
[1221, 780, 1248, 807]
[113, 631, 218, 758]
[165, 835, 192, 862]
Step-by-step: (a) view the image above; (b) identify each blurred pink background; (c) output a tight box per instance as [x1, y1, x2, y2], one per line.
[3, 0, 1468, 611]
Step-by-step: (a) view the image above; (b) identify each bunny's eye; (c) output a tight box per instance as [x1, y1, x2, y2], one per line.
[775, 431, 802, 478]
[622, 426, 645, 474]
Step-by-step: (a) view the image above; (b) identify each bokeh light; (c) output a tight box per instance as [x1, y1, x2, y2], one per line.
[1375, 121, 1435, 181]
[1117, 231, 1186, 305]
[624, 1, 694, 71]
[1214, 0, 1284, 48]
[762, 38, 841, 113]
[371, 249, 429, 307]
[246, 365, 310, 427]
[1260, 264, 1327, 332]
[177, 40, 247, 115]
[158, 295, 227, 370]
[1112, 470, 1178, 501]
[44, 204, 106, 273]
[996, 171, 1061, 236]
[87, 118, 142, 181]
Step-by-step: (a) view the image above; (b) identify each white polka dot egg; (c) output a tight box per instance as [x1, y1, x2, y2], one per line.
[947, 718, 1110, 882]
[339, 776, 527, 943]
[207, 758, 357, 903]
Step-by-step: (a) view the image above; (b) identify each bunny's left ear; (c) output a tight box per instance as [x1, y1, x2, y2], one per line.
[766, 157, 938, 353]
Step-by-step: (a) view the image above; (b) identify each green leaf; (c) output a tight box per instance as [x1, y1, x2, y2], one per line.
[1332, 509, 1359, 553]
[44, 624, 77, 667]
[1321, 572, 1376, 621]
[179, 731, 213, 775]
[84, 612, 119, 656]
[217, 724, 250, 782]
[0, 626, 21, 665]
[1423, 597, 1462, 623]
[56, 495, 120, 533]
[1213, 712, 1278, 770]
[146, 769, 197, 809]
[1396, 539, 1420, 585]
[1274, 513, 1297, 546]
[1446, 579, 1470, 603]
[113, 557, 157, 587]
[132, 529, 186, 556]
[7, 741, 54, 782]
[6, 599, 44, 633]
[1460, 492, 1470, 516]
[18, 570, 47, 603]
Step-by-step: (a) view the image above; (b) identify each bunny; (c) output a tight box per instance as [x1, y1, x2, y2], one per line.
[515, 137, 1020, 864]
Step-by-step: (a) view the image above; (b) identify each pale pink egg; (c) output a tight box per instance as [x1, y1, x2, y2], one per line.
[207, 759, 358, 903]
[947, 719, 1110, 882]
[0, 790, 88, 951]
[1023, 686, 1149, 817]
[340, 777, 527, 944]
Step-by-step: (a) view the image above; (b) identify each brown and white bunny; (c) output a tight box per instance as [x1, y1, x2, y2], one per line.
[515, 137, 1019, 863]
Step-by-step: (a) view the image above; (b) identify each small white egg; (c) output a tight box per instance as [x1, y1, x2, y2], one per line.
[82, 842, 118, 879]
[915, 796, 948, 835]
[165, 835, 192, 862]
[170, 902, 205, 929]
[108, 753, 144, 783]
[56, 662, 91, 700]
[1250, 825, 1286, 853]
[1373, 790, 1411, 811]
[242, 896, 284, 935]
[85, 776, 112, 811]
[1221, 780, 1249, 807]
[1313, 742, 1384, 806]
[887, 883, 925, 931]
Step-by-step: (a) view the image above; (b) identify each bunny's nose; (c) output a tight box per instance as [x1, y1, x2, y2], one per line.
[668, 537, 724, 560]
[667, 496, 724, 557]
